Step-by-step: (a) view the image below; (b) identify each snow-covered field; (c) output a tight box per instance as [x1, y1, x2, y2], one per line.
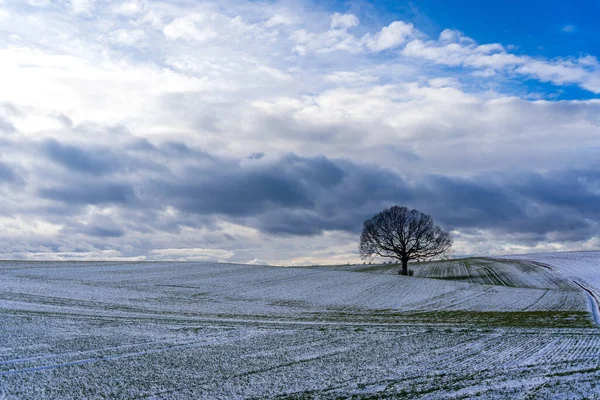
[1, 255, 600, 398]
[0, 261, 587, 318]
[503, 251, 600, 295]
[502, 251, 600, 327]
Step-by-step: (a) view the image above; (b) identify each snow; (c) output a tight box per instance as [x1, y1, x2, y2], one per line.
[503, 251, 600, 323]
[1, 257, 599, 398]
[0, 261, 587, 319]
[503, 251, 600, 294]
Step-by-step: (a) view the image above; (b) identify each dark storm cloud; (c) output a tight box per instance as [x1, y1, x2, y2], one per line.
[42, 139, 121, 175]
[160, 155, 600, 242]
[152, 155, 410, 235]
[415, 175, 524, 228]
[415, 170, 600, 243]
[81, 225, 125, 238]
[156, 154, 330, 217]
[39, 182, 136, 205]
[511, 169, 600, 215]
[24, 136, 600, 245]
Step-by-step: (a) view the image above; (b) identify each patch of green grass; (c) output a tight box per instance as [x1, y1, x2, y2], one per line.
[304, 309, 596, 328]
[354, 264, 399, 273]
[407, 310, 595, 328]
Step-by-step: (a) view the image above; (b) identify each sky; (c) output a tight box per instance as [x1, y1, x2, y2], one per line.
[0, 0, 599, 265]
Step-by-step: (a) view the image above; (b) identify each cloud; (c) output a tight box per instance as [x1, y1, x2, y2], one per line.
[0, 118, 15, 134]
[402, 38, 521, 69]
[112, 0, 145, 16]
[13, 250, 146, 261]
[291, 27, 362, 55]
[3, 121, 600, 262]
[330, 13, 359, 30]
[0, 0, 599, 262]
[439, 29, 461, 43]
[73, 216, 125, 238]
[24, 0, 50, 7]
[108, 29, 146, 46]
[428, 77, 460, 88]
[152, 154, 335, 218]
[562, 25, 576, 33]
[325, 71, 378, 84]
[0, 162, 17, 182]
[39, 182, 136, 205]
[70, 0, 95, 15]
[515, 58, 599, 91]
[291, 17, 416, 55]
[149, 247, 234, 261]
[265, 14, 293, 27]
[33, 134, 599, 244]
[42, 139, 121, 175]
[402, 30, 600, 93]
[42, 146, 600, 246]
[163, 15, 217, 42]
[364, 21, 415, 52]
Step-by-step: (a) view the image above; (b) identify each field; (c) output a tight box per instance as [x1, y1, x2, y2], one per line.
[502, 252, 600, 322]
[308, 258, 581, 289]
[1, 254, 600, 398]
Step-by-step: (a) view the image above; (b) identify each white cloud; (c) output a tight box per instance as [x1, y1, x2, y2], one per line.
[364, 21, 415, 52]
[70, 0, 95, 14]
[579, 55, 599, 66]
[108, 29, 146, 46]
[112, 0, 145, 16]
[24, 0, 50, 6]
[472, 69, 496, 77]
[290, 27, 362, 54]
[163, 16, 217, 42]
[0, 216, 62, 237]
[403, 39, 521, 68]
[0, 47, 222, 130]
[290, 18, 417, 55]
[428, 77, 460, 88]
[439, 28, 460, 42]
[562, 24, 575, 33]
[325, 71, 378, 84]
[330, 12, 359, 30]
[265, 14, 293, 27]
[246, 258, 269, 265]
[20, 251, 147, 261]
[149, 247, 235, 261]
[514, 58, 600, 92]
[255, 65, 292, 81]
[139, 9, 163, 28]
[402, 31, 600, 93]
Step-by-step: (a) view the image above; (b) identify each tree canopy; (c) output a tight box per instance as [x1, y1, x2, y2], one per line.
[359, 206, 452, 275]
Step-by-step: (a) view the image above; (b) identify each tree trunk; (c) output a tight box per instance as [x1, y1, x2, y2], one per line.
[400, 258, 408, 275]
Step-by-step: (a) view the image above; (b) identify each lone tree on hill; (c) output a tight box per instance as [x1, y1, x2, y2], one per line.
[359, 206, 452, 276]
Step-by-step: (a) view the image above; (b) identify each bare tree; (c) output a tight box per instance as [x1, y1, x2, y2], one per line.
[359, 206, 452, 276]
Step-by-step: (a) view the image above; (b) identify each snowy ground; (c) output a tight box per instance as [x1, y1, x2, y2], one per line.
[1, 255, 600, 398]
[502, 251, 600, 328]
[503, 251, 600, 295]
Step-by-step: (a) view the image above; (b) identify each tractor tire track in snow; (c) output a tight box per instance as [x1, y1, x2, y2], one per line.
[572, 281, 600, 326]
